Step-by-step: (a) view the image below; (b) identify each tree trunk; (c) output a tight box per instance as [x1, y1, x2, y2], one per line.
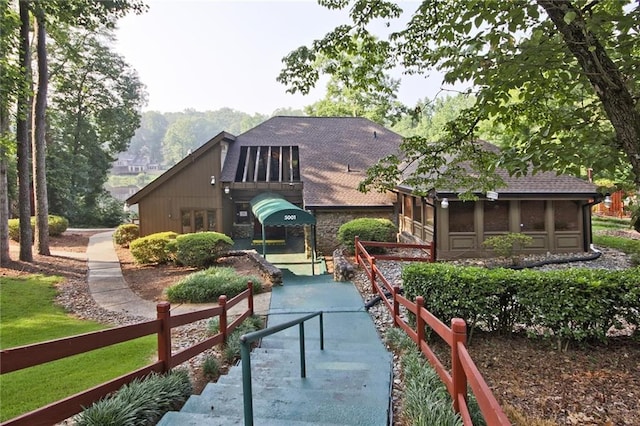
[537, 0, 640, 187]
[17, 0, 32, 262]
[0, 129, 9, 267]
[32, 8, 50, 255]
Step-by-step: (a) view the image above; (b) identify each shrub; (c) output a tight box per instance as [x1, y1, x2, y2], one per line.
[168, 232, 234, 267]
[113, 224, 140, 248]
[8, 215, 69, 242]
[482, 232, 533, 264]
[129, 231, 177, 264]
[337, 217, 397, 254]
[202, 356, 220, 378]
[166, 267, 262, 303]
[222, 316, 264, 363]
[74, 369, 192, 426]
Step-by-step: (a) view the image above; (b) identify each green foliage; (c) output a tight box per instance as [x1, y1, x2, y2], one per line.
[482, 232, 534, 264]
[223, 316, 264, 363]
[113, 224, 140, 247]
[280, 0, 640, 190]
[207, 317, 220, 335]
[384, 327, 416, 353]
[593, 234, 640, 257]
[167, 232, 234, 268]
[630, 201, 640, 233]
[402, 263, 640, 348]
[129, 231, 177, 264]
[337, 217, 397, 254]
[74, 370, 192, 426]
[202, 356, 220, 378]
[166, 267, 262, 303]
[7, 215, 68, 242]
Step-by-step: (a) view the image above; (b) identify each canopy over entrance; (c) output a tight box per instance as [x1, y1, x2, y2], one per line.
[250, 193, 316, 226]
[250, 193, 317, 274]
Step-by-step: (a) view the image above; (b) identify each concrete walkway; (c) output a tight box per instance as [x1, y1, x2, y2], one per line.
[86, 230, 271, 319]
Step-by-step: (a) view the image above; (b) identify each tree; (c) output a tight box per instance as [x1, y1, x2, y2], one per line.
[279, 0, 640, 195]
[47, 27, 145, 225]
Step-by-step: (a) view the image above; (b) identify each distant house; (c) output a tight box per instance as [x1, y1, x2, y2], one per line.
[126, 116, 402, 255]
[396, 143, 601, 259]
[126, 117, 602, 259]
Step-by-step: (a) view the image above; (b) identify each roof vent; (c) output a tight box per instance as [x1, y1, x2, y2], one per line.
[373, 131, 377, 138]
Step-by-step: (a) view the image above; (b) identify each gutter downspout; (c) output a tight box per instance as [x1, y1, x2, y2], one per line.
[582, 195, 604, 252]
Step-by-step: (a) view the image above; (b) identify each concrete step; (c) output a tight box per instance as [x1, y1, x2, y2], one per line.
[179, 385, 390, 425]
[157, 411, 350, 425]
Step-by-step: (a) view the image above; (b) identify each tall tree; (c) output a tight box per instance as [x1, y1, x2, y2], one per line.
[31, 3, 50, 255]
[47, 27, 145, 224]
[280, 0, 640, 195]
[16, 0, 32, 261]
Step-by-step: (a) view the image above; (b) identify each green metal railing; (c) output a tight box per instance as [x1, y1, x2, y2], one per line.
[239, 311, 324, 426]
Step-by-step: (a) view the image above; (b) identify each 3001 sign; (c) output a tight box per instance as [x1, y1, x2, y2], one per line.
[283, 214, 297, 221]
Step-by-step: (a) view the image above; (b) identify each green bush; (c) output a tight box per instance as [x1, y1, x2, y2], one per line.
[482, 232, 533, 264]
[166, 267, 262, 303]
[74, 370, 192, 426]
[223, 316, 264, 363]
[337, 217, 397, 254]
[8, 215, 69, 242]
[129, 231, 177, 264]
[402, 263, 640, 348]
[168, 232, 234, 267]
[113, 224, 140, 248]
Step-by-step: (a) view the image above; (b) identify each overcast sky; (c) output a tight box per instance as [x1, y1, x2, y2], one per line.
[114, 0, 448, 115]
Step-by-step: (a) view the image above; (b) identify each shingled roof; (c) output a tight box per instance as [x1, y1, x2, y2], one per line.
[220, 116, 403, 208]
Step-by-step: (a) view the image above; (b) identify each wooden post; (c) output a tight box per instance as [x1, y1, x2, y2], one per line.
[429, 241, 436, 262]
[156, 302, 172, 372]
[392, 285, 400, 327]
[451, 318, 467, 413]
[219, 295, 228, 343]
[416, 296, 425, 346]
[370, 257, 377, 293]
[354, 236, 360, 265]
[247, 282, 254, 316]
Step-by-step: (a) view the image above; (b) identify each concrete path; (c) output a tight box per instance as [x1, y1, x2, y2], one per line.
[86, 230, 271, 319]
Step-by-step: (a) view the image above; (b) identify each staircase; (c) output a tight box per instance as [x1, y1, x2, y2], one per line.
[158, 270, 393, 426]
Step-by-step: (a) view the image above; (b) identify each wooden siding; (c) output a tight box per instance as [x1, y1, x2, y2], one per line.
[138, 145, 224, 236]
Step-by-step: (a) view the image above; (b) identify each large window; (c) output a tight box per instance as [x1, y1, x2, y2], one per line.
[449, 201, 475, 232]
[484, 200, 509, 232]
[181, 209, 216, 233]
[520, 200, 546, 231]
[554, 200, 579, 231]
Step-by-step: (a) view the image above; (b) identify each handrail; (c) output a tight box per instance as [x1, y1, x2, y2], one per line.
[239, 311, 324, 426]
[355, 239, 511, 425]
[0, 283, 255, 426]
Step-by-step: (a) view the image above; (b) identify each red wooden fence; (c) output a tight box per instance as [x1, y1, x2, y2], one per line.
[0, 283, 254, 426]
[354, 238, 511, 426]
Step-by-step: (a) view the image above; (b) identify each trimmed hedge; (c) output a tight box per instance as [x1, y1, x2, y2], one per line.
[166, 267, 262, 303]
[167, 232, 234, 267]
[402, 263, 640, 348]
[8, 215, 69, 241]
[337, 217, 397, 254]
[129, 231, 177, 264]
[113, 224, 140, 248]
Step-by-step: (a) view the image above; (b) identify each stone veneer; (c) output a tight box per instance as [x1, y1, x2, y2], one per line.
[314, 209, 395, 256]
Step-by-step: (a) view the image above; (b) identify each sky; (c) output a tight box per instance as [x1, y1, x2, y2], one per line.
[114, 0, 447, 115]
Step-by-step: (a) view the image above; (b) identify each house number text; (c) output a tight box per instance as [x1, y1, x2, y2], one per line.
[284, 214, 297, 221]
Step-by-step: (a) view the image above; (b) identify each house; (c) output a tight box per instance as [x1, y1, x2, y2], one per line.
[396, 152, 601, 259]
[126, 116, 403, 256]
[126, 117, 601, 260]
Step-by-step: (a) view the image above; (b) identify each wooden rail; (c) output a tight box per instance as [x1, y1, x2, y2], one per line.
[0, 283, 255, 426]
[354, 238, 510, 426]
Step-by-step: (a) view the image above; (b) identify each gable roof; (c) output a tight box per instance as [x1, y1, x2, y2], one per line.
[126, 131, 235, 205]
[221, 116, 403, 208]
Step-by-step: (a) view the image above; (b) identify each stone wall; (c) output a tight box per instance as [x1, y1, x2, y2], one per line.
[314, 208, 396, 256]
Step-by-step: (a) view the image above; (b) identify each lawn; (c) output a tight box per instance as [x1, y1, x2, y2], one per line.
[0, 275, 157, 422]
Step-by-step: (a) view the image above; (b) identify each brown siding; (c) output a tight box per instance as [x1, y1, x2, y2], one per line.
[137, 145, 224, 236]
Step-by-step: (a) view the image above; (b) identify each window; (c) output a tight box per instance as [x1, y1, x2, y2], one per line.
[403, 195, 412, 219]
[554, 200, 579, 231]
[484, 201, 509, 232]
[235, 146, 300, 182]
[181, 209, 217, 233]
[449, 201, 475, 232]
[520, 200, 545, 231]
[424, 203, 434, 227]
[413, 197, 422, 222]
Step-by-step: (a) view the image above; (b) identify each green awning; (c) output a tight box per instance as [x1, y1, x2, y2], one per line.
[250, 193, 316, 226]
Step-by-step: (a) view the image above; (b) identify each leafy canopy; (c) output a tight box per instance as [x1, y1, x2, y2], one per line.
[279, 0, 640, 194]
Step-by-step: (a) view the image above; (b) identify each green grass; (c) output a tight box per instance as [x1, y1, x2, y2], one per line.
[0, 276, 157, 422]
[592, 215, 632, 232]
